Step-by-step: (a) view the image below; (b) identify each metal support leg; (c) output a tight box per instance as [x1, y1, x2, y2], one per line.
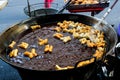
[27, 0, 31, 17]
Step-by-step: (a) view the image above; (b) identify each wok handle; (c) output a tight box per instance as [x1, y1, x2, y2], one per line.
[111, 0, 118, 9]
[56, 0, 71, 14]
[100, 0, 118, 21]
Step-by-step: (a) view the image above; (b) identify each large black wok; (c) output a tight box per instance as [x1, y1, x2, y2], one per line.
[0, 13, 117, 80]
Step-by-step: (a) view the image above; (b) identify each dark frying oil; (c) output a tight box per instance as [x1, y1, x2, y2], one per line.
[7, 24, 104, 71]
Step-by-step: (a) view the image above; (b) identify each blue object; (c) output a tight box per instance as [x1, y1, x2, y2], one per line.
[118, 24, 120, 36]
[117, 24, 120, 42]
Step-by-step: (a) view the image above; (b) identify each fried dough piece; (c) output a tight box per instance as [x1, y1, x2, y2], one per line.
[9, 41, 16, 49]
[18, 42, 29, 49]
[9, 49, 18, 57]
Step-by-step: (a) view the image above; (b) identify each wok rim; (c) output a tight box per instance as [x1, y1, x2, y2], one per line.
[0, 13, 118, 71]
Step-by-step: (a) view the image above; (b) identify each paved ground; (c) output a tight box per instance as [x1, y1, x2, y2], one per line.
[0, 0, 120, 80]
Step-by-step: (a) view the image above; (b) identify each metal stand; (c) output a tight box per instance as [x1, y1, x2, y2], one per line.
[27, 0, 31, 17]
